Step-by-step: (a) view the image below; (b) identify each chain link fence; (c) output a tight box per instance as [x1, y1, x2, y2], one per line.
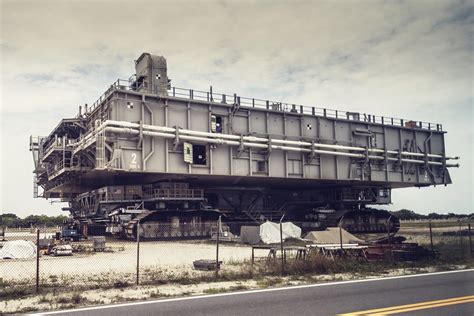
[1, 219, 472, 298]
[0, 221, 253, 297]
[398, 219, 473, 262]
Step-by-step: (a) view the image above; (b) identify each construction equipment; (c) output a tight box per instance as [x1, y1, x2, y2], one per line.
[30, 53, 459, 238]
[61, 229, 82, 242]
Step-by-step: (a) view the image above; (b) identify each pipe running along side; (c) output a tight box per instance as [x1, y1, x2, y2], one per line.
[100, 121, 459, 167]
[102, 120, 458, 160]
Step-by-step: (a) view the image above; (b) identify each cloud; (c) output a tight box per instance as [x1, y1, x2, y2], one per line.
[0, 0, 472, 216]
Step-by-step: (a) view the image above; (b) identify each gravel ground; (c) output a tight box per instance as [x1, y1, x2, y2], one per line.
[0, 239, 255, 281]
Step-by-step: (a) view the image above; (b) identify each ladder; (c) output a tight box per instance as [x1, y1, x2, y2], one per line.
[33, 174, 38, 198]
[228, 95, 241, 133]
[95, 131, 106, 169]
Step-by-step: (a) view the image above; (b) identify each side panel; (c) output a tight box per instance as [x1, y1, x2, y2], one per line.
[104, 93, 450, 187]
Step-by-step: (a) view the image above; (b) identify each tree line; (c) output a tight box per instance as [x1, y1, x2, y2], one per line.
[0, 213, 69, 228]
[390, 209, 473, 221]
[0, 210, 471, 227]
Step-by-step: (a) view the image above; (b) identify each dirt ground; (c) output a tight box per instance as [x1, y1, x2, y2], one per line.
[0, 239, 263, 282]
[1, 221, 468, 284]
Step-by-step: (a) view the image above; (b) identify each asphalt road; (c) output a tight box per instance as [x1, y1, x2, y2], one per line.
[36, 269, 474, 316]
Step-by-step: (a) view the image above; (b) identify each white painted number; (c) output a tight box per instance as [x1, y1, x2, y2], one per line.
[131, 153, 137, 164]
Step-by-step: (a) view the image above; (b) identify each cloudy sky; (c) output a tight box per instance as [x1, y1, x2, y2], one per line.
[1, 0, 472, 217]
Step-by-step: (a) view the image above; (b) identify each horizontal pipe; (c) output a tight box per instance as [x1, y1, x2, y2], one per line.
[104, 120, 455, 159]
[48, 118, 458, 165]
[101, 124, 458, 167]
[65, 120, 458, 167]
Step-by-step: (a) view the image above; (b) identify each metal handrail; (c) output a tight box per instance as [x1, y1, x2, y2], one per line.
[97, 187, 205, 202]
[84, 78, 443, 132]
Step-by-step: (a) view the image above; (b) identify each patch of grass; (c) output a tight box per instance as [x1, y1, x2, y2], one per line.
[113, 280, 130, 289]
[56, 296, 70, 304]
[38, 295, 51, 303]
[229, 284, 249, 291]
[71, 292, 83, 304]
[18, 306, 39, 313]
[0, 287, 30, 299]
[203, 287, 227, 294]
[112, 294, 125, 302]
[256, 277, 282, 288]
[149, 290, 161, 298]
[54, 293, 87, 306]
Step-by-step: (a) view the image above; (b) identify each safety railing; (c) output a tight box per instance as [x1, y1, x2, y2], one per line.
[84, 78, 443, 132]
[138, 222, 217, 239]
[46, 157, 82, 179]
[169, 86, 443, 132]
[84, 187, 205, 203]
[143, 188, 205, 200]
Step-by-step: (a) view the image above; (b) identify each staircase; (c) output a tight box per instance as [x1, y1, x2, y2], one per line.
[95, 131, 106, 169]
[243, 200, 287, 224]
[33, 174, 39, 198]
[124, 209, 154, 239]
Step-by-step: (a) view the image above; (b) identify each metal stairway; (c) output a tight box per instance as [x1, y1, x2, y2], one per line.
[95, 131, 106, 169]
[124, 210, 154, 239]
[33, 174, 39, 198]
[243, 199, 287, 224]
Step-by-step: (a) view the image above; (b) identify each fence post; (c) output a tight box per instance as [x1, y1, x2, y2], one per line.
[36, 228, 40, 293]
[459, 221, 463, 256]
[216, 216, 221, 277]
[279, 214, 285, 276]
[339, 215, 345, 251]
[251, 246, 255, 265]
[136, 220, 140, 285]
[468, 223, 472, 258]
[387, 215, 393, 262]
[429, 219, 434, 252]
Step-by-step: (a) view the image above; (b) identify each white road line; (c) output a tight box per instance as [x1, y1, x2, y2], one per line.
[33, 269, 474, 315]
